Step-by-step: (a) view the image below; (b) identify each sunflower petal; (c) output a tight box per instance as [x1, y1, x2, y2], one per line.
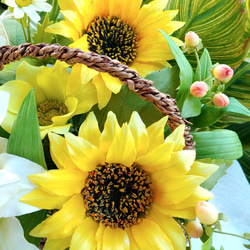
[30, 194, 85, 239]
[79, 112, 101, 147]
[106, 124, 136, 166]
[131, 219, 173, 250]
[71, 217, 99, 250]
[65, 132, 105, 171]
[28, 169, 87, 196]
[101, 72, 122, 94]
[103, 226, 130, 250]
[44, 237, 71, 250]
[188, 161, 219, 178]
[165, 124, 185, 151]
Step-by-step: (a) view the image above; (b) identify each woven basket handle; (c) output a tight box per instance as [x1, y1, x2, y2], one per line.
[0, 43, 195, 150]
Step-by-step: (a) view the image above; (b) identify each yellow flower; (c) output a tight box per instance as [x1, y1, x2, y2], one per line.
[0, 60, 97, 139]
[21, 111, 218, 249]
[45, 0, 184, 109]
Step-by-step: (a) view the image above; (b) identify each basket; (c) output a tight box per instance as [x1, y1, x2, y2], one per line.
[0, 43, 195, 150]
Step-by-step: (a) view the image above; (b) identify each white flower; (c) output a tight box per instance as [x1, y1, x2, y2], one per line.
[0, 153, 45, 217]
[0, 217, 38, 250]
[4, 0, 52, 23]
[0, 19, 10, 46]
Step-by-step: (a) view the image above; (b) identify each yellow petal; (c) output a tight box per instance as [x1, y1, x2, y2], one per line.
[78, 112, 101, 148]
[153, 175, 206, 206]
[106, 124, 136, 166]
[128, 112, 149, 157]
[146, 115, 168, 151]
[21, 188, 70, 209]
[29, 169, 87, 196]
[30, 194, 85, 238]
[46, 21, 79, 41]
[44, 237, 71, 250]
[149, 204, 186, 250]
[136, 142, 174, 172]
[103, 226, 130, 250]
[131, 219, 173, 250]
[49, 132, 78, 170]
[92, 74, 112, 109]
[71, 217, 98, 250]
[151, 150, 196, 178]
[165, 124, 185, 151]
[124, 228, 140, 250]
[80, 64, 99, 83]
[40, 124, 71, 140]
[99, 111, 121, 155]
[101, 72, 122, 94]
[95, 223, 106, 250]
[0, 80, 32, 113]
[69, 34, 90, 52]
[66, 64, 82, 95]
[65, 132, 105, 171]
[188, 161, 219, 178]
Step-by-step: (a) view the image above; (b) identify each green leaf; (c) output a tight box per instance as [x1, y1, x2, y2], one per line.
[93, 65, 180, 129]
[32, 13, 54, 44]
[244, 233, 250, 240]
[202, 233, 213, 250]
[192, 129, 243, 160]
[243, 244, 250, 249]
[158, 30, 200, 118]
[17, 210, 48, 247]
[166, 0, 249, 68]
[200, 159, 232, 190]
[6, 89, 46, 168]
[191, 97, 250, 128]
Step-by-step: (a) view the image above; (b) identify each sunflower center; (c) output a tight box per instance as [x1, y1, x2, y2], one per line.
[82, 163, 153, 229]
[87, 16, 138, 65]
[15, 0, 33, 7]
[37, 100, 68, 126]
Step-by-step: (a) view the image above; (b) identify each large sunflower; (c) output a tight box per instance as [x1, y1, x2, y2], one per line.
[46, 0, 184, 108]
[22, 111, 218, 249]
[0, 60, 97, 139]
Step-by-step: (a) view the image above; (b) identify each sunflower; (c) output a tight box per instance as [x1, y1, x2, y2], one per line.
[0, 60, 97, 139]
[21, 111, 218, 249]
[45, 0, 184, 109]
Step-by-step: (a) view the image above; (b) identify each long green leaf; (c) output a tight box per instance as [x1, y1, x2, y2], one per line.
[192, 129, 243, 160]
[6, 89, 46, 168]
[159, 30, 200, 118]
[166, 0, 249, 68]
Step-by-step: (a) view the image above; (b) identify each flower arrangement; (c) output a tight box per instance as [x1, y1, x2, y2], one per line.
[0, 0, 250, 249]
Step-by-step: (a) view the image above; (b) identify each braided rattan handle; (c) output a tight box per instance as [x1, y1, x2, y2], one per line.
[0, 43, 195, 150]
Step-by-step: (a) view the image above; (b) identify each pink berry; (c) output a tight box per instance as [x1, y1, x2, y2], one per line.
[185, 31, 200, 48]
[186, 221, 203, 238]
[213, 64, 234, 83]
[213, 93, 230, 107]
[195, 201, 218, 225]
[190, 81, 209, 98]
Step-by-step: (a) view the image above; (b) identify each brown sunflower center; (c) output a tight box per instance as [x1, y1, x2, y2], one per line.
[15, 0, 33, 7]
[82, 162, 153, 229]
[37, 100, 68, 126]
[87, 16, 138, 65]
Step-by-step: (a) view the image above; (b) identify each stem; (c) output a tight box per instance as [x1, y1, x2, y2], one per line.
[194, 49, 201, 81]
[203, 76, 214, 82]
[20, 18, 28, 42]
[27, 17, 31, 43]
[213, 230, 249, 241]
[177, 221, 192, 249]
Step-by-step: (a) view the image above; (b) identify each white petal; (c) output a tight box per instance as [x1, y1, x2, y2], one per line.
[0, 91, 10, 124]
[0, 217, 38, 250]
[3, 0, 17, 8]
[23, 6, 40, 23]
[0, 170, 20, 207]
[32, 1, 52, 12]
[0, 137, 8, 154]
[13, 7, 25, 19]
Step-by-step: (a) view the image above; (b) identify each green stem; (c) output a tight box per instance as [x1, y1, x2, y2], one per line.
[27, 17, 31, 43]
[194, 49, 201, 81]
[203, 76, 214, 82]
[213, 230, 250, 241]
[177, 221, 192, 249]
[20, 18, 28, 42]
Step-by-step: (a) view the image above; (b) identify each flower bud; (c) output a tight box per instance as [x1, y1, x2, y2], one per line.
[190, 81, 209, 97]
[195, 201, 218, 225]
[186, 221, 203, 238]
[185, 31, 200, 48]
[213, 64, 234, 83]
[213, 93, 230, 107]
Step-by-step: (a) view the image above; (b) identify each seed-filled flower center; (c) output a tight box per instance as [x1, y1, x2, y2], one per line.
[82, 163, 153, 229]
[15, 0, 33, 7]
[87, 16, 138, 65]
[37, 100, 68, 126]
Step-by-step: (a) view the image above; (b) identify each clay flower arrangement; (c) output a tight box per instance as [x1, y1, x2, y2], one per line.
[0, 0, 250, 249]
